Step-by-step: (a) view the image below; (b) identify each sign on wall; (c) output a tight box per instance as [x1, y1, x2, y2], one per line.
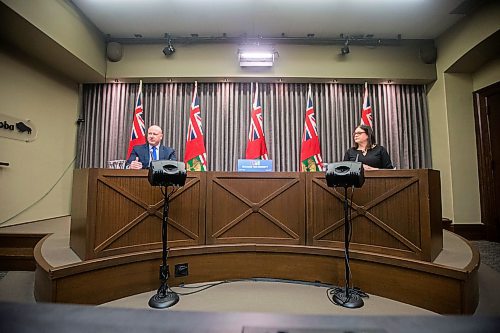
[0, 113, 37, 142]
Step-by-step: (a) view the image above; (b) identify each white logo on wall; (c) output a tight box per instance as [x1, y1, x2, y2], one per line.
[0, 113, 37, 142]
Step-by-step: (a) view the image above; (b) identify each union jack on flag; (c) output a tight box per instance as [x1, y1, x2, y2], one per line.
[184, 81, 208, 171]
[360, 82, 373, 128]
[245, 83, 269, 160]
[127, 80, 146, 158]
[300, 85, 324, 171]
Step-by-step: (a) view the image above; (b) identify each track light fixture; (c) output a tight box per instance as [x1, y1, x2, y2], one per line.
[163, 36, 175, 56]
[341, 39, 350, 55]
[109, 34, 402, 47]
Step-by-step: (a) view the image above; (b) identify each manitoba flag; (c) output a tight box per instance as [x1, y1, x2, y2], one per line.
[184, 81, 208, 171]
[300, 86, 324, 171]
[360, 82, 373, 127]
[126, 80, 146, 158]
[245, 83, 269, 160]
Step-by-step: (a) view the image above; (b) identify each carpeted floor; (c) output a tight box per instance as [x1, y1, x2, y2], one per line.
[471, 241, 500, 273]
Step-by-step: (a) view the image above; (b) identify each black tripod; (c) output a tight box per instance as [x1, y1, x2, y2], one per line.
[148, 187, 179, 309]
[330, 186, 365, 308]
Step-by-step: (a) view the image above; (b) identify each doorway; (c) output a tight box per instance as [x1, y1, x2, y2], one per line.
[474, 81, 500, 242]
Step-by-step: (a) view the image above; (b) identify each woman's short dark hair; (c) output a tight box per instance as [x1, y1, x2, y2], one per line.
[353, 125, 376, 149]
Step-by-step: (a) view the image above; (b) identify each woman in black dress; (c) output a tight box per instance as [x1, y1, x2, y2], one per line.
[343, 125, 393, 170]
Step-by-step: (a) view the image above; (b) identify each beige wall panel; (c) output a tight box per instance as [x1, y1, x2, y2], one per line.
[1, 0, 105, 76]
[427, 2, 499, 224]
[427, 78, 453, 219]
[473, 59, 500, 92]
[444, 73, 480, 224]
[107, 42, 435, 82]
[436, 2, 500, 72]
[0, 49, 79, 226]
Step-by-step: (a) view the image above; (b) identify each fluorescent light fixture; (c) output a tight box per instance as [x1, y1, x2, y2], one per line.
[239, 52, 274, 60]
[238, 47, 276, 67]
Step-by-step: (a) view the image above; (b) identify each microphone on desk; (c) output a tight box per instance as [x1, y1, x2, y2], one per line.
[149, 146, 158, 167]
[325, 160, 366, 308]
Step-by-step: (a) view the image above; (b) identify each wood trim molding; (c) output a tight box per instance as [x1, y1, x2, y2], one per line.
[450, 224, 486, 241]
[0, 233, 45, 271]
[33, 237, 480, 314]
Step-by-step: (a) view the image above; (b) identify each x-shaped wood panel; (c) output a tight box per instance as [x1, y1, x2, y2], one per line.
[312, 176, 421, 253]
[211, 177, 300, 240]
[94, 175, 200, 253]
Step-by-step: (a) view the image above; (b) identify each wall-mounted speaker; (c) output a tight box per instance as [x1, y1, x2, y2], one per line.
[106, 42, 123, 62]
[419, 45, 437, 64]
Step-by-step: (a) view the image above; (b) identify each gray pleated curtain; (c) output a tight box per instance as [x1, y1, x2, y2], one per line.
[77, 82, 431, 171]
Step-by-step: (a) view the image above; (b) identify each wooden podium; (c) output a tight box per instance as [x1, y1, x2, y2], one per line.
[307, 169, 442, 261]
[70, 169, 442, 261]
[206, 172, 305, 245]
[70, 169, 206, 260]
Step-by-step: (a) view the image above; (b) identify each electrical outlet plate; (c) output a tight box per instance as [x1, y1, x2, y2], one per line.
[175, 263, 189, 277]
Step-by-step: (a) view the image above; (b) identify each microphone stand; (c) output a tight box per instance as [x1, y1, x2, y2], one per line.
[331, 186, 364, 308]
[148, 186, 179, 309]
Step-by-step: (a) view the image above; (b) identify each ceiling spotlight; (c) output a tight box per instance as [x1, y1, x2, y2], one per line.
[341, 39, 350, 55]
[163, 38, 175, 56]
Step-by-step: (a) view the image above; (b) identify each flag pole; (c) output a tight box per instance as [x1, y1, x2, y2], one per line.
[254, 82, 259, 108]
[137, 80, 143, 106]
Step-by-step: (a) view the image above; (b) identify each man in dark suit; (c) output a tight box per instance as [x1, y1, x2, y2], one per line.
[126, 125, 176, 169]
